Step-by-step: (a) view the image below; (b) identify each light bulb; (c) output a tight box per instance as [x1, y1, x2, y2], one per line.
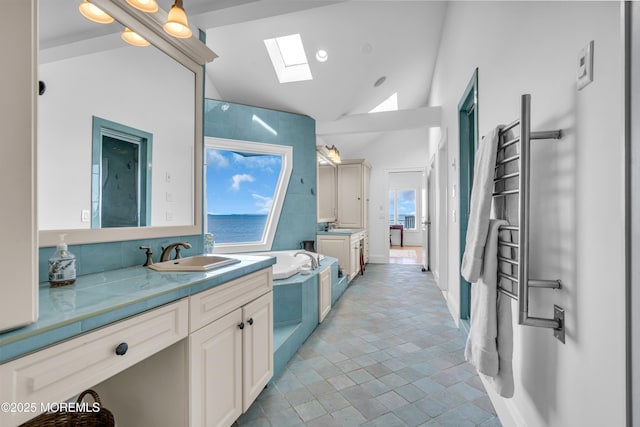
[79, 0, 114, 24]
[163, 0, 192, 39]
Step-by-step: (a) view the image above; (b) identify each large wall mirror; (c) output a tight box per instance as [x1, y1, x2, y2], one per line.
[38, 0, 215, 246]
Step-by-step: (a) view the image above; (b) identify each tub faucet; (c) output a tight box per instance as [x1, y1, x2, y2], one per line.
[161, 242, 192, 261]
[295, 251, 318, 270]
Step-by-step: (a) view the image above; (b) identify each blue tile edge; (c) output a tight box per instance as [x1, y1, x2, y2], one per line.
[0, 256, 275, 364]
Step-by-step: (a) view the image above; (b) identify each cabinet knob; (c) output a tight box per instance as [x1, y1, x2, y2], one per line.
[115, 342, 128, 356]
[238, 322, 245, 330]
[248, 318, 254, 326]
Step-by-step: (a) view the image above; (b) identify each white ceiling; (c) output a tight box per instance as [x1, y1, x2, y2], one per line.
[40, 1, 448, 148]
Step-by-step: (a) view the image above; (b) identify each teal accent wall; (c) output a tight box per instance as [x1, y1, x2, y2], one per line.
[39, 236, 203, 283]
[204, 99, 317, 251]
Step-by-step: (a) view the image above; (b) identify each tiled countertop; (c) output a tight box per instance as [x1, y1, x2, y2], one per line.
[0, 254, 275, 364]
[316, 228, 365, 236]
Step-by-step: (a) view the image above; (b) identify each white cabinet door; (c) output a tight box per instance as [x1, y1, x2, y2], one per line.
[317, 235, 350, 277]
[242, 292, 273, 412]
[318, 268, 331, 323]
[190, 308, 243, 427]
[317, 164, 337, 222]
[337, 163, 362, 228]
[349, 240, 359, 281]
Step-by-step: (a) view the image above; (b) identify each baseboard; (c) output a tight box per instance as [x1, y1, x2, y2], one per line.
[368, 254, 387, 264]
[480, 376, 528, 427]
[446, 298, 459, 327]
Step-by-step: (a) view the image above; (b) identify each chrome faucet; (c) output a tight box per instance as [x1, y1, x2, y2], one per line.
[295, 251, 318, 270]
[160, 242, 192, 262]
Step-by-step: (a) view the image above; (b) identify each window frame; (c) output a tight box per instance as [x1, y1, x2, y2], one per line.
[204, 136, 293, 253]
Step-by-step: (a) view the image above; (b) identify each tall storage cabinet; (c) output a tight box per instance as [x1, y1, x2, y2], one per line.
[336, 160, 371, 229]
[317, 164, 337, 222]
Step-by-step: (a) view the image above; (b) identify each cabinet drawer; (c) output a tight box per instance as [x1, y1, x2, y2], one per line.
[0, 299, 188, 426]
[190, 268, 272, 333]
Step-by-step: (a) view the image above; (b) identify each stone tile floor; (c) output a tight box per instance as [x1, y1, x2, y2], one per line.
[236, 264, 502, 427]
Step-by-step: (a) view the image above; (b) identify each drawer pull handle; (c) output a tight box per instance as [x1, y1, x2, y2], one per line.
[248, 318, 254, 326]
[238, 322, 245, 330]
[115, 342, 128, 356]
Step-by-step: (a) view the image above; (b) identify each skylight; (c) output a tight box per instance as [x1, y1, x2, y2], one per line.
[369, 92, 398, 113]
[264, 34, 313, 83]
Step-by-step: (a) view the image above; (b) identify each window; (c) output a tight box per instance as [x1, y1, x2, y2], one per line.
[204, 137, 292, 253]
[389, 189, 416, 229]
[264, 33, 313, 83]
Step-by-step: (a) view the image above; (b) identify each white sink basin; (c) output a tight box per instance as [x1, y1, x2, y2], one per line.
[148, 255, 241, 272]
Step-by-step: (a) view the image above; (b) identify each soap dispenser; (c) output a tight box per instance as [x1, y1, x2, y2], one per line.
[48, 234, 76, 287]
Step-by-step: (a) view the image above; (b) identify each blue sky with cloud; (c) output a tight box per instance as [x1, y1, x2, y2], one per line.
[205, 148, 281, 215]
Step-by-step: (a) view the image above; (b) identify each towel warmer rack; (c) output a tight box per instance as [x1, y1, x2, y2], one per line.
[493, 94, 565, 343]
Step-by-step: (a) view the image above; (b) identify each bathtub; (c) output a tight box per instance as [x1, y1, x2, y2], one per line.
[250, 250, 325, 280]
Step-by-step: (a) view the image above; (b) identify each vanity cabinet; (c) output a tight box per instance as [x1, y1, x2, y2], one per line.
[317, 164, 337, 222]
[317, 235, 350, 279]
[318, 267, 331, 323]
[317, 230, 366, 283]
[337, 160, 371, 229]
[189, 269, 273, 427]
[0, 300, 189, 426]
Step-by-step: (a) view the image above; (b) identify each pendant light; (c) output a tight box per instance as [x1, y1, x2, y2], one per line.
[121, 28, 150, 47]
[126, 0, 159, 13]
[163, 0, 192, 39]
[78, 0, 114, 24]
[326, 145, 342, 164]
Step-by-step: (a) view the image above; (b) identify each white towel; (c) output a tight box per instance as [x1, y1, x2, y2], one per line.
[483, 290, 514, 398]
[464, 219, 507, 376]
[465, 219, 515, 398]
[461, 126, 503, 283]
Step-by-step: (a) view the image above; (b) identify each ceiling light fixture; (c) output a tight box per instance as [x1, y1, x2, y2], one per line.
[126, 0, 159, 13]
[121, 27, 151, 46]
[326, 145, 342, 164]
[374, 76, 386, 87]
[164, 0, 192, 39]
[315, 49, 328, 63]
[78, 0, 114, 24]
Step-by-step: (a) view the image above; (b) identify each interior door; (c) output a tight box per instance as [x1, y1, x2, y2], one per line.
[421, 166, 430, 271]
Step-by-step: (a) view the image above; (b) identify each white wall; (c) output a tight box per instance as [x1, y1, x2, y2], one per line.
[341, 127, 431, 263]
[429, 2, 626, 426]
[39, 45, 194, 230]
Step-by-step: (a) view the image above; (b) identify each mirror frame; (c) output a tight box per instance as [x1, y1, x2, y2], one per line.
[39, 0, 216, 247]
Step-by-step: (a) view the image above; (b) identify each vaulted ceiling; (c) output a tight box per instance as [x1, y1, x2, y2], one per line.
[41, 1, 448, 150]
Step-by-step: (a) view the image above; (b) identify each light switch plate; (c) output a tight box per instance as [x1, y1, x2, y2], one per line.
[577, 40, 594, 90]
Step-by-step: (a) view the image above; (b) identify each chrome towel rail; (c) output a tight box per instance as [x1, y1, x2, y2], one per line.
[493, 94, 565, 343]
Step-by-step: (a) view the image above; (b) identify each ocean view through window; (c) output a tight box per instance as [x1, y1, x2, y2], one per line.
[204, 137, 293, 252]
[389, 189, 417, 230]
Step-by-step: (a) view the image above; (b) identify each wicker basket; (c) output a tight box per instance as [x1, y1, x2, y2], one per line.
[19, 389, 115, 427]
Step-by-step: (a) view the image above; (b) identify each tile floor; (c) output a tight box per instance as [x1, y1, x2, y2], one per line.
[236, 264, 501, 427]
[389, 246, 422, 265]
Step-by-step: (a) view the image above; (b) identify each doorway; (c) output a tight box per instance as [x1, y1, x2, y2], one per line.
[458, 69, 479, 334]
[388, 169, 425, 265]
[91, 116, 152, 228]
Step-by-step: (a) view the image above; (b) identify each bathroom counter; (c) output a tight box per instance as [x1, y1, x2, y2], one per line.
[0, 255, 275, 364]
[316, 228, 365, 236]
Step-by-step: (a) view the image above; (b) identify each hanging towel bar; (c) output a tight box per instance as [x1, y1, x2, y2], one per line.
[492, 94, 565, 343]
